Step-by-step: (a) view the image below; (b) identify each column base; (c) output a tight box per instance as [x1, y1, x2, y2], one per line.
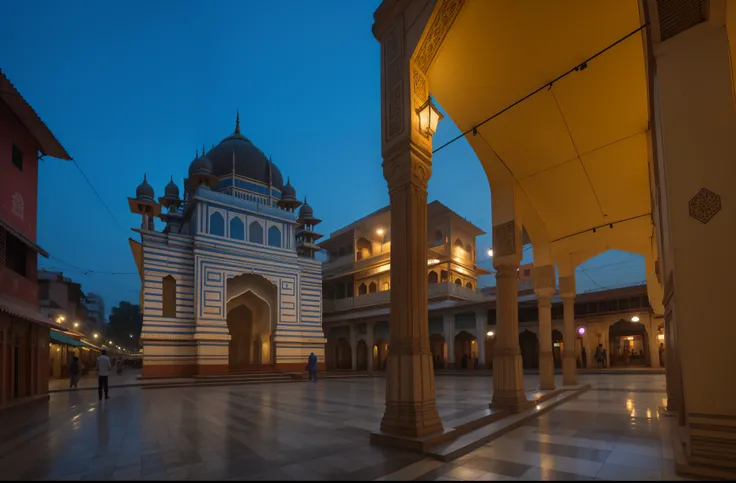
[562, 352, 578, 385]
[491, 349, 527, 413]
[379, 352, 444, 438]
[539, 351, 555, 390]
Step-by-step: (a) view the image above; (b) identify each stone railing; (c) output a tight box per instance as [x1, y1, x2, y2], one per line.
[323, 251, 392, 277]
[323, 283, 491, 313]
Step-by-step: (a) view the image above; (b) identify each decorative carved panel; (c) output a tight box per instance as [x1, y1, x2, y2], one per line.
[492, 221, 517, 258]
[384, 24, 405, 142]
[688, 188, 721, 224]
[414, 0, 466, 74]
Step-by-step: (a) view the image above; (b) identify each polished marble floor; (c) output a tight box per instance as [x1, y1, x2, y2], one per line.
[0, 373, 687, 481]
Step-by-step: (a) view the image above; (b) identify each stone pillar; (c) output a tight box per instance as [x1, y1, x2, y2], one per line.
[443, 313, 455, 369]
[349, 324, 357, 371]
[366, 322, 375, 372]
[559, 276, 578, 386]
[475, 309, 487, 369]
[378, 140, 443, 438]
[533, 273, 555, 392]
[491, 220, 526, 411]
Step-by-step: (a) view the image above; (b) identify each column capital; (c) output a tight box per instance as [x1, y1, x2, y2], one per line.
[559, 275, 576, 299]
[492, 220, 523, 267]
[532, 264, 555, 291]
[535, 288, 555, 306]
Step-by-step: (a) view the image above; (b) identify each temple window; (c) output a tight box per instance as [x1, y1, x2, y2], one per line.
[209, 212, 225, 237]
[249, 221, 264, 244]
[369, 282, 377, 293]
[230, 217, 245, 240]
[268, 226, 281, 248]
[162, 275, 176, 317]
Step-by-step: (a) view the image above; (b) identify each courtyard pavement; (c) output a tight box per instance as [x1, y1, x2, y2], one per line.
[0, 374, 691, 481]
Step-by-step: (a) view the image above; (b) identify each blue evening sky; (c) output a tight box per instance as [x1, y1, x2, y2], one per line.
[1, 1, 645, 317]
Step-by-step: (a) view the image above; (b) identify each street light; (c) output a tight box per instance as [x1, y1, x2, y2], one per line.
[73, 322, 79, 328]
[577, 326, 586, 336]
[416, 97, 443, 137]
[631, 316, 640, 322]
[93, 333, 99, 339]
[487, 248, 493, 257]
[486, 331, 494, 337]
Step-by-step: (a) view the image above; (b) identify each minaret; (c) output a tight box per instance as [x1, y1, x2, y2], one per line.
[158, 176, 183, 233]
[277, 176, 302, 213]
[295, 197, 323, 259]
[128, 173, 161, 231]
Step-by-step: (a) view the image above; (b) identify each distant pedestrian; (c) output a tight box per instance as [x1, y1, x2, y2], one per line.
[116, 358, 123, 376]
[581, 346, 587, 369]
[69, 356, 81, 389]
[601, 348, 607, 368]
[594, 344, 603, 368]
[307, 352, 318, 382]
[96, 347, 112, 400]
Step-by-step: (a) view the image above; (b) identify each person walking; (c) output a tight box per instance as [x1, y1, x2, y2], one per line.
[307, 352, 318, 382]
[69, 356, 81, 389]
[96, 347, 112, 401]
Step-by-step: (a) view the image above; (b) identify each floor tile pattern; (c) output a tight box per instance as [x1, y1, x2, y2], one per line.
[0, 374, 691, 481]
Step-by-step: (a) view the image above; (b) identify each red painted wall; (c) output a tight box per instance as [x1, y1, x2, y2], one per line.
[0, 102, 39, 242]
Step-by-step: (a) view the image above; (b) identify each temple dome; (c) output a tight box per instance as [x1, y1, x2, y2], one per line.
[299, 198, 313, 218]
[164, 176, 179, 198]
[204, 112, 284, 190]
[188, 150, 213, 177]
[281, 177, 297, 201]
[136, 174, 154, 201]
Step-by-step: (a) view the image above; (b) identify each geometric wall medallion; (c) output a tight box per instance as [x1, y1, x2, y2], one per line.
[688, 188, 721, 224]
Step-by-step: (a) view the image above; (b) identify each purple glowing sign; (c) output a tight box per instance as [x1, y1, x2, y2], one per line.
[577, 326, 586, 336]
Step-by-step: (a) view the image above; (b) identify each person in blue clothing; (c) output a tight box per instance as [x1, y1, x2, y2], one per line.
[307, 352, 318, 382]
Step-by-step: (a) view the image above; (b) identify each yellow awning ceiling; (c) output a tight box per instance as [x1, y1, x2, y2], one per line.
[428, 0, 651, 247]
[129, 238, 143, 280]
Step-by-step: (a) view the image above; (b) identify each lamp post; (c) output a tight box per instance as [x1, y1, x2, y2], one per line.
[376, 228, 385, 254]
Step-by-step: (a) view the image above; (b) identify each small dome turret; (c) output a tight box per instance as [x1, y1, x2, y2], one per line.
[136, 174, 155, 202]
[164, 176, 179, 198]
[281, 177, 297, 201]
[298, 197, 313, 218]
[188, 148, 213, 177]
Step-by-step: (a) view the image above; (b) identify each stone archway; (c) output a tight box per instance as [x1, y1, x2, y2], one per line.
[226, 274, 277, 371]
[429, 333, 446, 369]
[336, 338, 352, 369]
[519, 330, 539, 370]
[454, 331, 476, 369]
[609, 319, 649, 367]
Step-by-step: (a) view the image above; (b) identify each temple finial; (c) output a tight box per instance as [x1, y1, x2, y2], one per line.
[202, 145, 205, 157]
[235, 109, 240, 134]
[287, 176, 290, 185]
[144, 173, 147, 181]
[170, 175, 173, 182]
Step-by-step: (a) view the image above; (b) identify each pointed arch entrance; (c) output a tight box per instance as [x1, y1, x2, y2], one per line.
[609, 319, 649, 367]
[226, 274, 278, 371]
[519, 330, 539, 370]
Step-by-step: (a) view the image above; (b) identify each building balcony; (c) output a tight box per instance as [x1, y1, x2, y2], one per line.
[323, 251, 392, 279]
[323, 282, 491, 314]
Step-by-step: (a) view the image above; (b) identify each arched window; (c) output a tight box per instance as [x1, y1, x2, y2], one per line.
[466, 282, 473, 290]
[428, 271, 439, 284]
[441, 270, 449, 283]
[230, 217, 244, 240]
[249, 221, 264, 244]
[268, 226, 281, 248]
[381, 282, 389, 291]
[454, 238, 464, 248]
[209, 212, 225, 237]
[369, 282, 377, 293]
[162, 275, 176, 317]
[455, 278, 463, 286]
[435, 230, 443, 241]
[358, 283, 367, 295]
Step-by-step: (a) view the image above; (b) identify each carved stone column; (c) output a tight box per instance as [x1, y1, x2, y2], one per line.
[475, 309, 487, 370]
[378, 144, 443, 438]
[366, 321, 375, 372]
[559, 276, 578, 386]
[533, 265, 556, 391]
[491, 220, 526, 412]
[443, 313, 455, 368]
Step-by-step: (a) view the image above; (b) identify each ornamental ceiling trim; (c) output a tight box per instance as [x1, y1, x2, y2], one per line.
[413, 0, 466, 74]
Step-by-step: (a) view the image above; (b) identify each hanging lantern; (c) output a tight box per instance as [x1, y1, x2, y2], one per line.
[416, 97, 443, 137]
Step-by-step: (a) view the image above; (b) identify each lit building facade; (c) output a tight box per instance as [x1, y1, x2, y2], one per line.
[0, 68, 71, 408]
[322, 204, 662, 373]
[128, 114, 325, 377]
[85, 293, 106, 332]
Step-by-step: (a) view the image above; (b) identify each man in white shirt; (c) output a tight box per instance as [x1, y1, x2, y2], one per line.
[96, 347, 112, 401]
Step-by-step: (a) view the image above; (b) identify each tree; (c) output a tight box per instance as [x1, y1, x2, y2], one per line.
[105, 301, 142, 350]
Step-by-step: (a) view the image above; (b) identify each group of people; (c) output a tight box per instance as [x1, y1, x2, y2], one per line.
[594, 344, 608, 368]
